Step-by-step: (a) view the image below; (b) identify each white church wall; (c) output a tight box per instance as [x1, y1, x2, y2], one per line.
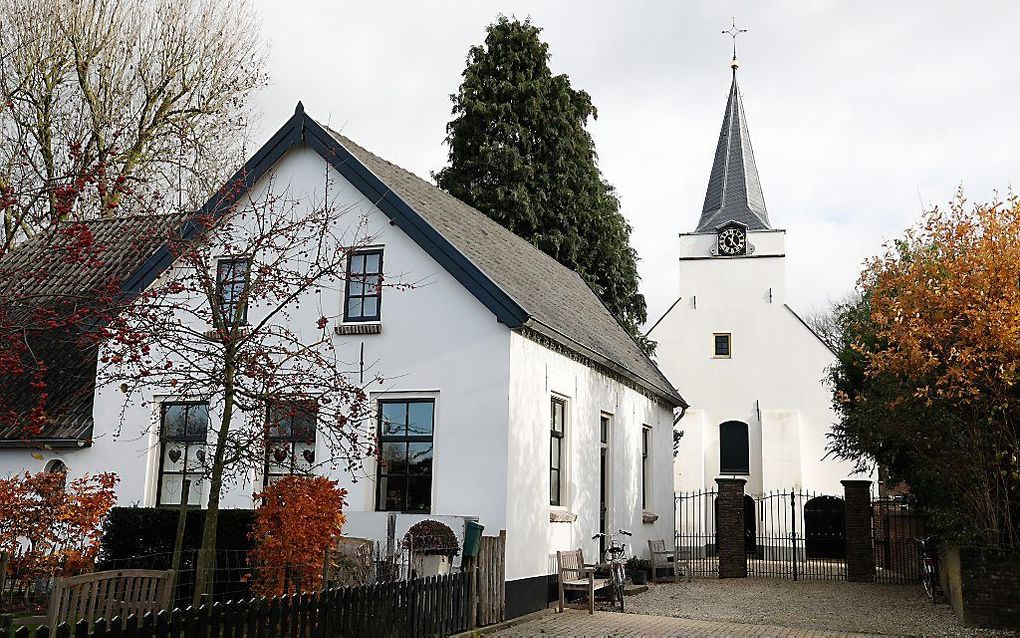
[674, 409, 705, 493]
[760, 409, 803, 491]
[505, 332, 675, 583]
[2, 144, 514, 544]
[653, 229, 873, 498]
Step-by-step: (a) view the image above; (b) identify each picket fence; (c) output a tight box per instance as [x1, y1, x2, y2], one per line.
[6, 571, 474, 638]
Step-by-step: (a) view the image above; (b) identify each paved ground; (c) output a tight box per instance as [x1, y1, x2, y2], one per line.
[487, 580, 1018, 637]
[487, 610, 879, 637]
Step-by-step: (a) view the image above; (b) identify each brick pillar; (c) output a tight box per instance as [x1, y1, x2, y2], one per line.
[842, 479, 874, 582]
[715, 477, 747, 578]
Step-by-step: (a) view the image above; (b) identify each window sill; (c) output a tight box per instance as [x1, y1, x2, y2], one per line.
[335, 322, 382, 336]
[642, 511, 659, 524]
[549, 508, 577, 523]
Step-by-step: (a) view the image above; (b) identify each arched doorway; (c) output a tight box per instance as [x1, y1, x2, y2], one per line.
[804, 496, 845, 559]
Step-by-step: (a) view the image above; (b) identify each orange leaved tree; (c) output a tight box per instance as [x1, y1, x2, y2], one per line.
[249, 476, 347, 595]
[827, 193, 1020, 547]
[0, 471, 118, 582]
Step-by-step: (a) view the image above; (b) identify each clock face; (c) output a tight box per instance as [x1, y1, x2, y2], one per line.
[717, 226, 747, 256]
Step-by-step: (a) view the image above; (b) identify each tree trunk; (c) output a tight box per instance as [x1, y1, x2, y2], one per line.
[192, 350, 236, 606]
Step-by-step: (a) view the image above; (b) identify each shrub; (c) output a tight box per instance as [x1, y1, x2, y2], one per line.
[403, 520, 458, 557]
[100, 506, 256, 565]
[0, 471, 118, 582]
[249, 476, 347, 596]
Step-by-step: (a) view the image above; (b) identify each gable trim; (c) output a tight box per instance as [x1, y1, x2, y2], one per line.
[119, 106, 530, 329]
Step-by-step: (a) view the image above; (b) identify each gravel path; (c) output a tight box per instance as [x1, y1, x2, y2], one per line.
[613, 580, 1016, 637]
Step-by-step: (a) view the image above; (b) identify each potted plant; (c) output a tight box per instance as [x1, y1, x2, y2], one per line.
[404, 519, 459, 576]
[626, 557, 652, 585]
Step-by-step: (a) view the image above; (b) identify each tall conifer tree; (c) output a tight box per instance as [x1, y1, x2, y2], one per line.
[435, 17, 652, 351]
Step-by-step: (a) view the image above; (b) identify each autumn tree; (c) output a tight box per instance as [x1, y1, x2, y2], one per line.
[249, 476, 347, 595]
[435, 16, 651, 351]
[0, 471, 118, 584]
[0, 0, 267, 250]
[98, 179, 403, 603]
[826, 193, 1020, 547]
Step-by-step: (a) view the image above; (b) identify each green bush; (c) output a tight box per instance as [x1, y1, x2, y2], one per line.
[99, 507, 255, 566]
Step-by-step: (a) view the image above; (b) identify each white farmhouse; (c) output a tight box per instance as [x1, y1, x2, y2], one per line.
[0, 104, 684, 618]
[648, 63, 871, 497]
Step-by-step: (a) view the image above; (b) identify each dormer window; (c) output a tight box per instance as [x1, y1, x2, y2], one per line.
[344, 249, 383, 322]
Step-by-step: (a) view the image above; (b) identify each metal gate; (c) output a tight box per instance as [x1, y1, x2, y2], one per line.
[674, 488, 719, 577]
[749, 490, 847, 580]
[873, 495, 923, 584]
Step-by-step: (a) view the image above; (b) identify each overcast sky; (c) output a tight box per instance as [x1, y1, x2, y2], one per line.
[248, 1, 1020, 325]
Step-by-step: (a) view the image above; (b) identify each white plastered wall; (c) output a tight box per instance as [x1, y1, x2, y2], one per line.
[1, 144, 513, 542]
[505, 332, 675, 583]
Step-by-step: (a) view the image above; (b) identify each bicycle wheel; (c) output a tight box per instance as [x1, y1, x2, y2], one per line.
[923, 576, 934, 603]
[617, 581, 625, 612]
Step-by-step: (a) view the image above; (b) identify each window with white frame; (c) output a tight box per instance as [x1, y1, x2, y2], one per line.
[550, 397, 566, 506]
[157, 402, 208, 506]
[344, 249, 383, 322]
[216, 257, 250, 325]
[264, 399, 317, 486]
[714, 333, 732, 358]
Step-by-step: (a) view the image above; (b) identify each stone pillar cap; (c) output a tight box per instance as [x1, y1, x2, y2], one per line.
[715, 477, 748, 485]
[840, 479, 873, 486]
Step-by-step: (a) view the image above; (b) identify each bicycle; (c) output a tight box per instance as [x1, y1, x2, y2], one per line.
[593, 529, 632, 611]
[915, 536, 943, 603]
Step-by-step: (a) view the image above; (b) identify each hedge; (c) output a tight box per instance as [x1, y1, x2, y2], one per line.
[100, 507, 256, 567]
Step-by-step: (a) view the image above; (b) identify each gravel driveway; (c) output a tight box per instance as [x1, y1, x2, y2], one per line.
[612, 580, 1016, 637]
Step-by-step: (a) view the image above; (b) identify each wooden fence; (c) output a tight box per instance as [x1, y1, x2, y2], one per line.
[462, 531, 505, 626]
[4, 571, 475, 638]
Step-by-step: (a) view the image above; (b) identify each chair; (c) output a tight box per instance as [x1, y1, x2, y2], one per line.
[648, 539, 690, 582]
[556, 549, 609, 614]
[46, 569, 175, 628]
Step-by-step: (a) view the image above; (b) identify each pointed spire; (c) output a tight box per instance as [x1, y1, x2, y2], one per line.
[695, 56, 770, 232]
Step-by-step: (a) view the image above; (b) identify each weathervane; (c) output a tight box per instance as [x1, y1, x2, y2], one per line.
[722, 17, 747, 70]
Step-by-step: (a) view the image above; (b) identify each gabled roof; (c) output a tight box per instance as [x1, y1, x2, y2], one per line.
[0, 215, 184, 446]
[696, 72, 770, 233]
[3, 105, 683, 444]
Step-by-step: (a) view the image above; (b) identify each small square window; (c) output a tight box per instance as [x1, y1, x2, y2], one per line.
[344, 248, 383, 322]
[714, 333, 731, 358]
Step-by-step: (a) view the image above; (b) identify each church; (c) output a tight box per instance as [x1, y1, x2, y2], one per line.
[648, 55, 870, 497]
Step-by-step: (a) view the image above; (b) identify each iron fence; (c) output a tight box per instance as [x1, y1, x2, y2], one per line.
[749, 490, 847, 581]
[872, 495, 923, 584]
[674, 488, 719, 577]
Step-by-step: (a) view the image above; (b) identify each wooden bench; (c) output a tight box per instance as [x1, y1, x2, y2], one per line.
[556, 549, 609, 614]
[648, 538, 690, 583]
[45, 569, 175, 627]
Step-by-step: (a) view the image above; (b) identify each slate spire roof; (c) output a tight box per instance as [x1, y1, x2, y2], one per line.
[695, 69, 770, 232]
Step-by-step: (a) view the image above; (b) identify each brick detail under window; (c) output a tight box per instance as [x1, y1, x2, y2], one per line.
[335, 323, 382, 336]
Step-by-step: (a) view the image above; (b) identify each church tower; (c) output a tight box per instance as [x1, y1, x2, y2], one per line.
[648, 44, 868, 496]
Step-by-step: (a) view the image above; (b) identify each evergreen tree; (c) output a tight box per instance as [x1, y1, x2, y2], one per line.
[435, 16, 652, 352]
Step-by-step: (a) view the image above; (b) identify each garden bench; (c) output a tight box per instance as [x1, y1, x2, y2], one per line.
[648, 538, 690, 582]
[556, 548, 609, 614]
[45, 568, 175, 628]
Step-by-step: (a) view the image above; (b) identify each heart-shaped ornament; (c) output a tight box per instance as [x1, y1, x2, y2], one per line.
[168, 448, 182, 463]
[195, 449, 205, 464]
[273, 446, 289, 463]
[302, 449, 315, 464]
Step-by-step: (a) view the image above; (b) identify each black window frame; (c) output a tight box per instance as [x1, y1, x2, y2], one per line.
[343, 248, 383, 323]
[641, 426, 651, 509]
[719, 421, 750, 475]
[264, 398, 318, 487]
[714, 333, 732, 358]
[550, 397, 566, 506]
[216, 257, 251, 326]
[156, 401, 209, 507]
[375, 398, 434, 513]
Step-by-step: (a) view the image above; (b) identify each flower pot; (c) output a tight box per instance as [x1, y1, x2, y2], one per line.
[628, 569, 648, 585]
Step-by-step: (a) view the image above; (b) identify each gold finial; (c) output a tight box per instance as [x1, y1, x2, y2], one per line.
[722, 18, 747, 71]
